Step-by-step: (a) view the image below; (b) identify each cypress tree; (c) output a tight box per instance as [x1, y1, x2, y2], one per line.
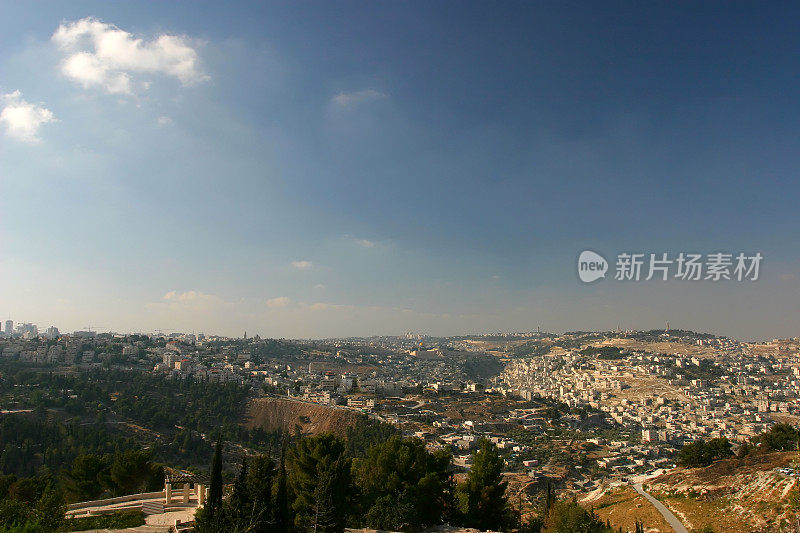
[229, 456, 250, 526]
[544, 482, 555, 516]
[208, 438, 224, 516]
[273, 438, 289, 532]
[247, 453, 276, 532]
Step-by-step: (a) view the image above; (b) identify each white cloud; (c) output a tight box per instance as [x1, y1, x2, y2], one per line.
[291, 260, 313, 270]
[163, 290, 222, 304]
[307, 302, 352, 312]
[266, 296, 290, 308]
[332, 89, 387, 108]
[0, 91, 55, 143]
[156, 116, 173, 126]
[355, 238, 374, 248]
[52, 17, 208, 95]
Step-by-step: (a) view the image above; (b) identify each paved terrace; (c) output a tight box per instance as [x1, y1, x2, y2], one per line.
[64, 476, 208, 532]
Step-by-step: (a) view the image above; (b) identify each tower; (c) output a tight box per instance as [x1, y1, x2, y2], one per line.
[4, 320, 12, 336]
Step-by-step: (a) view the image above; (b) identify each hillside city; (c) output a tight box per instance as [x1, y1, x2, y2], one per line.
[1, 319, 799, 531]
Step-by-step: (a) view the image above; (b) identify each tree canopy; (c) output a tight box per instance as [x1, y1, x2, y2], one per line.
[455, 438, 509, 530]
[677, 437, 733, 467]
[353, 435, 452, 531]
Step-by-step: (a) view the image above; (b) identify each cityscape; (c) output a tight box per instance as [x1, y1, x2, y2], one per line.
[0, 319, 798, 531]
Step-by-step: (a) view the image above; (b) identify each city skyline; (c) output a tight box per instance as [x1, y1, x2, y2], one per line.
[0, 315, 790, 344]
[2, 2, 800, 340]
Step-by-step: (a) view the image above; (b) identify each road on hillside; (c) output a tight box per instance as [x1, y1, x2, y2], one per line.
[631, 483, 689, 533]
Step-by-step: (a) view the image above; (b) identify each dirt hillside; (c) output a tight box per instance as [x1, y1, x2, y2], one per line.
[644, 452, 798, 532]
[581, 485, 675, 532]
[245, 397, 361, 437]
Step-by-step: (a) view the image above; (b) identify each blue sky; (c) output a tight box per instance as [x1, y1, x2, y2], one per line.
[1, 1, 799, 339]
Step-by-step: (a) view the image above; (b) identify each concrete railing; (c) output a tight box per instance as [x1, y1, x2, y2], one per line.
[67, 491, 165, 511]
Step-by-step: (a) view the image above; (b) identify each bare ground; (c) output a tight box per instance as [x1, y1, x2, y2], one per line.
[644, 452, 798, 532]
[245, 397, 362, 437]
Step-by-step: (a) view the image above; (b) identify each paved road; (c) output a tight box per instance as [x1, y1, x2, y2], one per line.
[631, 483, 688, 533]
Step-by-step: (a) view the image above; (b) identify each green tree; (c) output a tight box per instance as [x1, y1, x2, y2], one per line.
[0, 499, 34, 530]
[455, 438, 509, 531]
[227, 457, 251, 530]
[273, 442, 289, 532]
[542, 482, 556, 516]
[737, 441, 751, 458]
[677, 440, 707, 467]
[245, 454, 276, 532]
[109, 450, 161, 495]
[677, 438, 732, 467]
[62, 454, 110, 501]
[195, 439, 226, 533]
[33, 484, 65, 531]
[542, 500, 612, 533]
[220, 454, 277, 533]
[354, 436, 452, 531]
[704, 437, 733, 462]
[287, 434, 351, 533]
[0, 476, 65, 532]
[208, 439, 224, 517]
[758, 423, 800, 451]
[308, 459, 344, 533]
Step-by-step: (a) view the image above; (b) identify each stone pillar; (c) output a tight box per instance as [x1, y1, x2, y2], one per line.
[183, 483, 190, 503]
[165, 483, 172, 505]
[197, 484, 205, 505]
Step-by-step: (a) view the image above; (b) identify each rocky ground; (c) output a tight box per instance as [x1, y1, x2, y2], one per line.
[245, 396, 362, 437]
[643, 452, 798, 532]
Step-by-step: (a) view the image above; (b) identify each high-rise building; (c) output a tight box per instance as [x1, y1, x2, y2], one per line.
[17, 323, 37, 338]
[4, 320, 12, 336]
[45, 326, 60, 339]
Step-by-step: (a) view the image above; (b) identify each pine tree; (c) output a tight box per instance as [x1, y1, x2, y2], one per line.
[309, 459, 339, 532]
[455, 438, 508, 531]
[273, 439, 290, 532]
[354, 436, 452, 530]
[246, 453, 276, 532]
[288, 434, 351, 533]
[208, 438, 224, 517]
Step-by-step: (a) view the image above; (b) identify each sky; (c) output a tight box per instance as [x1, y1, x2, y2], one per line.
[1, 1, 799, 340]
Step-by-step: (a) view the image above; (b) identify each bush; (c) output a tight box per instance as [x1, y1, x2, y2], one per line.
[542, 500, 614, 532]
[60, 510, 145, 531]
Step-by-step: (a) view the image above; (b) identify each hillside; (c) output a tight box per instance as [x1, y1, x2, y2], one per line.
[643, 452, 798, 531]
[245, 396, 362, 437]
[581, 484, 675, 532]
